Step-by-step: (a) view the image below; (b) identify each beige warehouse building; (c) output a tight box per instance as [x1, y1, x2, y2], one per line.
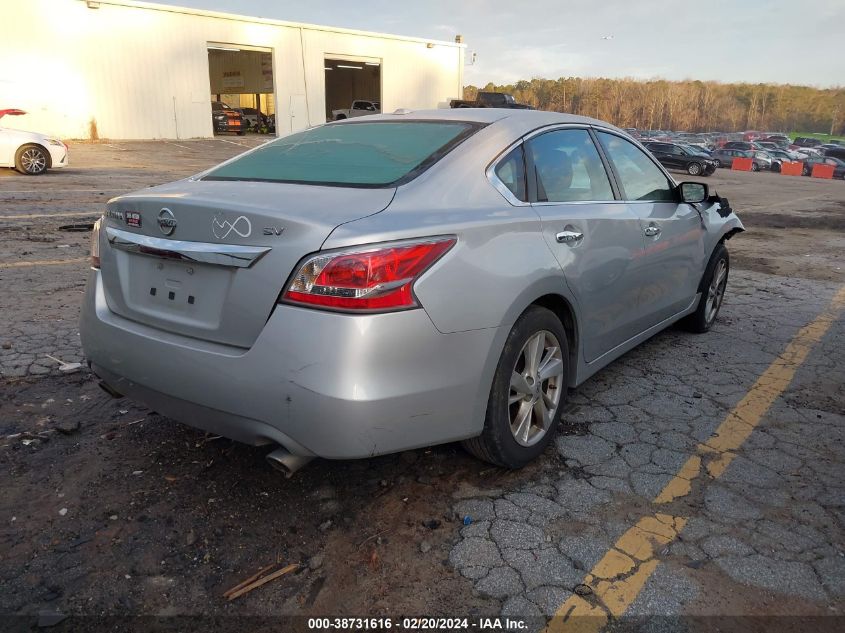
[2, 0, 465, 139]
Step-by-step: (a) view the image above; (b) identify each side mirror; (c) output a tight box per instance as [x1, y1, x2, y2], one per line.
[678, 181, 708, 204]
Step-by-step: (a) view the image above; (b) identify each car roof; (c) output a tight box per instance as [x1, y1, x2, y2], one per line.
[354, 108, 624, 133]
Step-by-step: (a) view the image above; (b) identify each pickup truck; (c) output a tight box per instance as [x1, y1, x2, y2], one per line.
[449, 91, 533, 109]
[332, 100, 381, 120]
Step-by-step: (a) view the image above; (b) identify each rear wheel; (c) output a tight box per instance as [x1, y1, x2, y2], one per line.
[462, 306, 568, 468]
[802, 165, 811, 176]
[15, 144, 49, 175]
[687, 162, 702, 176]
[751, 162, 760, 172]
[683, 243, 729, 334]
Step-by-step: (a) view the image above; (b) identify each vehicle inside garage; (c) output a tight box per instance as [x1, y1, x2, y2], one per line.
[324, 58, 381, 121]
[208, 45, 275, 133]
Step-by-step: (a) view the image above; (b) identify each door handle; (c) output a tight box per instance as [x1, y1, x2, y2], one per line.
[644, 225, 661, 237]
[556, 230, 584, 244]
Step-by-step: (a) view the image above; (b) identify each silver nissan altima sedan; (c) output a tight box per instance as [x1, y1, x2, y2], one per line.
[80, 109, 743, 473]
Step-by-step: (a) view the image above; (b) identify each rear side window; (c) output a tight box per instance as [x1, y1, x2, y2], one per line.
[527, 129, 614, 202]
[493, 145, 527, 202]
[596, 132, 675, 202]
[203, 121, 480, 187]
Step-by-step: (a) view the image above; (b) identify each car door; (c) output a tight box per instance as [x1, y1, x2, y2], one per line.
[668, 145, 688, 170]
[595, 130, 706, 329]
[647, 143, 671, 169]
[523, 127, 646, 362]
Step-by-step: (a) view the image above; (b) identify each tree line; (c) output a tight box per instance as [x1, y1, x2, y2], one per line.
[464, 78, 845, 135]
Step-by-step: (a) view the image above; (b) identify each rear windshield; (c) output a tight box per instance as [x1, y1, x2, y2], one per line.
[203, 120, 481, 187]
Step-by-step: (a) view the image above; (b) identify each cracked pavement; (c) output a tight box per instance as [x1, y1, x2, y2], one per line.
[449, 271, 845, 625]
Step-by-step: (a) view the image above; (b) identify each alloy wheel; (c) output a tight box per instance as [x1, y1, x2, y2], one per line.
[20, 148, 47, 174]
[508, 330, 564, 447]
[688, 163, 701, 175]
[705, 259, 728, 325]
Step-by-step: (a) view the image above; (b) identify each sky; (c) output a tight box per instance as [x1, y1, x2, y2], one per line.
[153, 0, 844, 87]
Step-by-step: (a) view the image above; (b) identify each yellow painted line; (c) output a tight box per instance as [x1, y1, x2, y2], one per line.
[698, 285, 845, 477]
[545, 284, 845, 632]
[0, 258, 87, 269]
[653, 455, 701, 504]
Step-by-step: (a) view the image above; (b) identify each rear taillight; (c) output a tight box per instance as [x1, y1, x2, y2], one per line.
[282, 238, 456, 311]
[91, 218, 101, 268]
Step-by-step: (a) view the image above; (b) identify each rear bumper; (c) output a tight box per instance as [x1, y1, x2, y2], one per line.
[212, 118, 243, 133]
[80, 270, 500, 459]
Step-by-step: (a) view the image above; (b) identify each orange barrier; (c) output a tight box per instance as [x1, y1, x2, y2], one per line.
[732, 157, 753, 171]
[780, 161, 803, 176]
[811, 163, 834, 179]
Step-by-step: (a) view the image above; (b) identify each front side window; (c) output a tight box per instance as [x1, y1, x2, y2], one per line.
[527, 129, 614, 203]
[494, 145, 527, 202]
[203, 121, 480, 187]
[597, 131, 675, 202]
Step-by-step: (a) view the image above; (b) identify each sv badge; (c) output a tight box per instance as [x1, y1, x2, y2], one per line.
[262, 226, 285, 236]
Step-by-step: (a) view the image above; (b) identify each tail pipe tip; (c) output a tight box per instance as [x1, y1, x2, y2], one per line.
[266, 447, 314, 477]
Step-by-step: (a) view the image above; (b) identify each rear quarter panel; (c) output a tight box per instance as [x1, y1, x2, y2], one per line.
[321, 118, 574, 335]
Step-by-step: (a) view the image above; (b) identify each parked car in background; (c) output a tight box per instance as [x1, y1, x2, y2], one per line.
[792, 136, 823, 149]
[766, 149, 799, 172]
[233, 107, 268, 131]
[79, 109, 743, 472]
[751, 151, 773, 170]
[823, 146, 845, 161]
[643, 141, 716, 176]
[211, 101, 245, 135]
[450, 91, 533, 109]
[0, 108, 69, 175]
[711, 148, 766, 171]
[800, 155, 845, 178]
[760, 135, 790, 146]
[723, 141, 755, 151]
[332, 100, 381, 121]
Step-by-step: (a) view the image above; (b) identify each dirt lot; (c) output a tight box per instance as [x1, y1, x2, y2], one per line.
[1, 140, 843, 632]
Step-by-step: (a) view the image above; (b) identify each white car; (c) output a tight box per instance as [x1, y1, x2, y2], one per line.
[331, 100, 381, 121]
[0, 109, 69, 175]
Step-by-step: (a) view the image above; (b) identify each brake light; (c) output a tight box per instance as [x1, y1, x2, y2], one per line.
[91, 217, 102, 268]
[282, 238, 456, 311]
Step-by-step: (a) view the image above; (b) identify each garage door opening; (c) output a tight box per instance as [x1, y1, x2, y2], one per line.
[208, 44, 275, 135]
[324, 58, 381, 122]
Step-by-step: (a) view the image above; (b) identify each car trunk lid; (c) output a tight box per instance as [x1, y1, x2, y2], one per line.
[99, 179, 394, 348]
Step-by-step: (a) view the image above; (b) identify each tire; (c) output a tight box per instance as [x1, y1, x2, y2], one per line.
[687, 162, 702, 176]
[462, 306, 569, 468]
[15, 144, 49, 175]
[713, 159, 721, 167]
[683, 243, 729, 334]
[802, 165, 811, 176]
[335, 114, 347, 120]
[236, 130, 246, 136]
[751, 162, 760, 172]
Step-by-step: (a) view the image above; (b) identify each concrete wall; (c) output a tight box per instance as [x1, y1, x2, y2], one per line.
[1, 0, 464, 139]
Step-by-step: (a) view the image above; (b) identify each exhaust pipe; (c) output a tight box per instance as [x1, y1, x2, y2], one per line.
[266, 446, 314, 477]
[98, 380, 124, 399]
